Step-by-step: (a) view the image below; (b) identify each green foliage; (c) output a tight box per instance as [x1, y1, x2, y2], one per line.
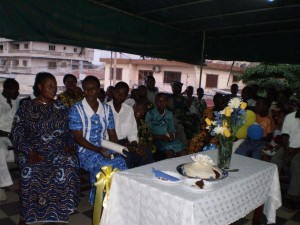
[239, 64, 300, 90]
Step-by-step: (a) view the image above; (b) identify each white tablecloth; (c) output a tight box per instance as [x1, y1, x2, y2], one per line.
[101, 151, 282, 225]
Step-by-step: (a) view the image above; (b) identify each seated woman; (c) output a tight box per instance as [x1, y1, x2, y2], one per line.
[146, 93, 187, 158]
[57, 74, 83, 108]
[11, 72, 80, 225]
[69, 76, 127, 204]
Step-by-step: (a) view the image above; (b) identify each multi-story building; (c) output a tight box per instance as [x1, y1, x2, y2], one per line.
[100, 58, 252, 95]
[0, 38, 96, 94]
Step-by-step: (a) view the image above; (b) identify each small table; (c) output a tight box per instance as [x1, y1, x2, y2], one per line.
[101, 151, 281, 225]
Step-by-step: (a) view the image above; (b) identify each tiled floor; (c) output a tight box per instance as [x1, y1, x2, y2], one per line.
[1, 163, 299, 225]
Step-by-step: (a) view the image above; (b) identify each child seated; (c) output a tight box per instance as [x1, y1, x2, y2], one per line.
[236, 97, 274, 159]
[146, 93, 187, 159]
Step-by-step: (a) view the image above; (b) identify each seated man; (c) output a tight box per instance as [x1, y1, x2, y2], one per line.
[0, 78, 20, 201]
[271, 102, 300, 212]
[107, 82, 153, 168]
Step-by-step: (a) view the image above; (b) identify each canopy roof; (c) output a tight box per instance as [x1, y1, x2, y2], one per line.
[1, 0, 299, 64]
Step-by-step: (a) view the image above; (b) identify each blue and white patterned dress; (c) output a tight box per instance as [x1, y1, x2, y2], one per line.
[69, 99, 127, 204]
[11, 100, 80, 224]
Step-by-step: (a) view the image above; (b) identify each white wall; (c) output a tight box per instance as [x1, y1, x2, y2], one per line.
[103, 62, 244, 94]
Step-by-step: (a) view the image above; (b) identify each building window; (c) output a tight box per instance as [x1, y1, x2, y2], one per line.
[74, 48, 77, 53]
[12, 60, 19, 67]
[232, 75, 239, 82]
[0, 45, 3, 51]
[64, 47, 66, 50]
[61, 62, 67, 68]
[48, 61, 57, 69]
[205, 74, 218, 88]
[72, 64, 79, 70]
[22, 60, 28, 67]
[110, 68, 123, 80]
[11, 44, 19, 50]
[49, 45, 56, 51]
[24, 43, 29, 49]
[163, 71, 181, 83]
[138, 70, 153, 85]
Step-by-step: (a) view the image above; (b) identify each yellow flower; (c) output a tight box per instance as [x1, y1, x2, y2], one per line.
[240, 102, 247, 110]
[225, 107, 231, 117]
[223, 120, 228, 127]
[205, 118, 212, 126]
[224, 128, 231, 137]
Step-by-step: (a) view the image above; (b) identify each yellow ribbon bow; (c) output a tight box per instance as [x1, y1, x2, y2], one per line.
[93, 166, 119, 225]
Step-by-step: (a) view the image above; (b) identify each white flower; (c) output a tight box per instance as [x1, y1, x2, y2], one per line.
[213, 126, 225, 135]
[191, 154, 215, 166]
[228, 97, 242, 109]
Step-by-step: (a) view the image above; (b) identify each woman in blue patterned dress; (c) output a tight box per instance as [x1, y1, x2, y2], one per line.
[69, 76, 127, 204]
[11, 72, 80, 225]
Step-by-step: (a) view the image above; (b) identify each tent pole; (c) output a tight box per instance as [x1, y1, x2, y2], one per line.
[113, 52, 117, 85]
[226, 61, 235, 87]
[110, 51, 112, 86]
[199, 30, 206, 88]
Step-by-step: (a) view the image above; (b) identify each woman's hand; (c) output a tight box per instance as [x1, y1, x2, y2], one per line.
[28, 151, 44, 164]
[168, 132, 175, 141]
[98, 147, 113, 159]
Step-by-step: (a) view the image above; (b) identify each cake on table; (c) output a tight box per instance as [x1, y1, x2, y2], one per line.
[183, 154, 222, 179]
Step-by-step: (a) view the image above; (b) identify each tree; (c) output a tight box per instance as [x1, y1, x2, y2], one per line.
[239, 64, 300, 90]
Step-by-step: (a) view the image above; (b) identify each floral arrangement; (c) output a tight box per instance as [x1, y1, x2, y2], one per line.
[204, 97, 247, 168]
[205, 97, 247, 143]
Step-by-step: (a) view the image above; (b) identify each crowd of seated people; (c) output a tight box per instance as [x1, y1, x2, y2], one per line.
[2, 72, 300, 225]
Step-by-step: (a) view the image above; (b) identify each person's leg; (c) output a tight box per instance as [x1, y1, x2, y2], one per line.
[270, 147, 285, 173]
[177, 149, 187, 157]
[173, 118, 188, 145]
[287, 152, 300, 197]
[138, 148, 154, 166]
[0, 138, 13, 201]
[123, 151, 135, 168]
[235, 139, 251, 157]
[250, 140, 265, 160]
[165, 150, 175, 158]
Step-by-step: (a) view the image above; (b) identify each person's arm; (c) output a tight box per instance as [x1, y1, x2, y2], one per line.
[0, 103, 11, 137]
[125, 107, 139, 144]
[107, 128, 118, 143]
[281, 134, 289, 150]
[10, 102, 44, 164]
[281, 113, 291, 150]
[71, 129, 109, 158]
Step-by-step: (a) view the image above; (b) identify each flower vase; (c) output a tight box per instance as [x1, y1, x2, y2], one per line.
[217, 138, 233, 169]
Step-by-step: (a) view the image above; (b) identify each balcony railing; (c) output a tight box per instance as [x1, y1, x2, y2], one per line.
[6, 49, 84, 58]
